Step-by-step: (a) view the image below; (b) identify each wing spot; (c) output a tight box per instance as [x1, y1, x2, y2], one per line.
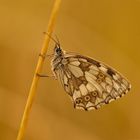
[79, 62, 90, 71]
[96, 78, 102, 83]
[91, 90, 98, 97]
[75, 98, 83, 104]
[107, 68, 116, 77]
[84, 95, 91, 101]
[98, 73, 105, 79]
[96, 72, 106, 83]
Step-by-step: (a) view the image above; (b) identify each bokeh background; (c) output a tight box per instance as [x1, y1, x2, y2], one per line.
[0, 0, 140, 140]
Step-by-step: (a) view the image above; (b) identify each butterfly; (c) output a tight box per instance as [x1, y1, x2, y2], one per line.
[49, 37, 131, 111]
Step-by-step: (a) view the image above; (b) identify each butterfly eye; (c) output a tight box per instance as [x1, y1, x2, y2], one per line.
[75, 98, 82, 104]
[84, 95, 91, 101]
[56, 47, 60, 52]
[55, 47, 62, 56]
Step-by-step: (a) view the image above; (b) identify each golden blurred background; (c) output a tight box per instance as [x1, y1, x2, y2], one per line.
[0, 0, 140, 140]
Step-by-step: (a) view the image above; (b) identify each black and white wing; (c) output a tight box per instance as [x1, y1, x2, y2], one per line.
[54, 54, 131, 111]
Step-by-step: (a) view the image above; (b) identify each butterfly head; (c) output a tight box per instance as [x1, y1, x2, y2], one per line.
[46, 33, 64, 57]
[54, 43, 63, 56]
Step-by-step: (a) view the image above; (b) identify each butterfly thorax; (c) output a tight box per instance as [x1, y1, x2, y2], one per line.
[51, 46, 68, 71]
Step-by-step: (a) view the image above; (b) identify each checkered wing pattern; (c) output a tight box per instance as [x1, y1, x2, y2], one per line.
[52, 51, 131, 111]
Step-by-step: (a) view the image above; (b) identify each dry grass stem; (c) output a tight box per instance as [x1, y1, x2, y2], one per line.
[16, 0, 62, 140]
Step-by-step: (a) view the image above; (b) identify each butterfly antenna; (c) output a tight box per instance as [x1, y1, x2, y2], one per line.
[54, 34, 60, 46]
[45, 32, 60, 46]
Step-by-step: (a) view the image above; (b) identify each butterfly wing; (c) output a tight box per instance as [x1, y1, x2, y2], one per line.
[54, 53, 131, 111]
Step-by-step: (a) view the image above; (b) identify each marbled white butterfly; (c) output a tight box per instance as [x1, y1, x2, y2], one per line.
[49, 37, 131, 111]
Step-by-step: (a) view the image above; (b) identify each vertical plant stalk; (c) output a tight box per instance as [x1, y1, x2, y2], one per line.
[16, 0, 62, 140]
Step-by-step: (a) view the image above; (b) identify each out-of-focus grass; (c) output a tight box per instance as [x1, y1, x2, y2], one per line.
[0, 0, 140, 140]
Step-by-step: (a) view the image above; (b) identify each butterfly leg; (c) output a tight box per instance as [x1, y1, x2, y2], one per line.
[39, 53, 53, 59]
[36, 73, 57, 79]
